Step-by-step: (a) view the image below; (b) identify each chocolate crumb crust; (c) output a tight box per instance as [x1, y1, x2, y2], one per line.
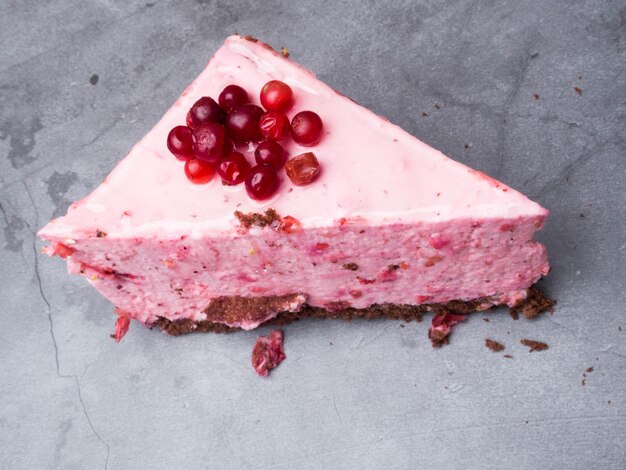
[152, 287, 555, 337]
[509, 287, 555, 320]
[153, 295, 501, 336]
[234, 209, 280, 228]
[485, 339, 505, 352]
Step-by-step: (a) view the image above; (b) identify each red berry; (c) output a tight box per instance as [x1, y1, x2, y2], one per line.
[166, 125, 194, 160]
[285, 152, 321, 186]
[225, 104, 264, 143]
[245, 165, 280, 200]
[184, 158, 215, 184]
[259, 111, 290, 141]
[260, 80, 294, 112]
[217, 151, 250, 185]
[222, 138, 234, 155]
[218, 84, 249, 110]
[191, 122, 225, 163]
[186, 97, 225, 128]
[254, 141, 287, 169]
[291, 111, 323, 146]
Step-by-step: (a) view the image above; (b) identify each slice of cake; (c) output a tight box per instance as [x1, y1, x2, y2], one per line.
[38, 35, 550, 338]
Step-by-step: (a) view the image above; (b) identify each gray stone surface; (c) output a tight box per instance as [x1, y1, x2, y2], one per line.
[1, 0, 625, 468]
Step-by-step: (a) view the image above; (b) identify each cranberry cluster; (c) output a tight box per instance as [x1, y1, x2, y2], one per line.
[166, 80, 323, 200]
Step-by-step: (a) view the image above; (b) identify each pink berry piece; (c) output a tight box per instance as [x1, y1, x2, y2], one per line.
[255, 141, 287, 170]
[251, 329, 286, 377]
[260, 80, 294, 112]
[428, 313, 466, 347]
[291, 111, 323, 146]
[225, 104, 264, 143]
[166, 125, 194, 160]
[218, 84, 249, 110]
[192, 122, 225, 163]
[285, 152, 321, 186]
[186, 96, 226, 128]
[245, 164, 280, 200]
[111, 309, 131, 342]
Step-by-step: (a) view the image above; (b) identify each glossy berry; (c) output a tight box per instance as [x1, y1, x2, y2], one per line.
[260, 80, 294, 112]
[225, 104, 264, 143]
[167, 125, 194, 160]
[184, 158, 215, 184]
[218, 84, 249, 111]
[217, 151, 250, 185]
[285, 152, 321, 186]
[291, 111, 323, 146]
[222, 138, 234, 156]
[255, 141, 287, 169]
[259, 111, 290, 141]
[245, 165, 280, 200]
[191, 122, 225, 163]
[186, 97, 225, 128]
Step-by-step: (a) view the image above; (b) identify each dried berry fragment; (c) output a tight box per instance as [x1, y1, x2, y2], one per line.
[429, 313, 466, 347]
[285, 152, 320, 186]
[277, 215, 302, 234]
[111, 310, 130, 342]
[251, 329, 286, 377]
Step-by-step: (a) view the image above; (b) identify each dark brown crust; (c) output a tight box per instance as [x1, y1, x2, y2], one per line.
[234, 209, 280, 229]
[509, 287, 555, 319]
[152, 296, 495, 336]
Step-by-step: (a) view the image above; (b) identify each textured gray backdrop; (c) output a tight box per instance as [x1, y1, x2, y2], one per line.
[1, 1, 625, 469]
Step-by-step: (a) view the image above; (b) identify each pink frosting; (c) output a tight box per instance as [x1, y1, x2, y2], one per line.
[38, 35, 550, 329]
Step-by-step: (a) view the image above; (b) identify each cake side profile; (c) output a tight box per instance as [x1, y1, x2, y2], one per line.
[38, 35, 550, 335]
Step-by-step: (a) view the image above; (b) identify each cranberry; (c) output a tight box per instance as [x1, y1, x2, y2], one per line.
[184, 158, 215, 184]
[260, 80, 294, 112]
[245, 165, 280, 200]
[191, 122, 225, 163]
[217, 151, 250, 185]
[222, 138, 234, 155]
[285, 152, 321, 186]
[254, 141, 287, 169]
[166, 125, 194, 160]
[291, 111, 323, 146]
[218, 84, 249, 110]
[225, 104, 264, 143]
[259, 111, 290, 141]
[186, 97, 225, 128]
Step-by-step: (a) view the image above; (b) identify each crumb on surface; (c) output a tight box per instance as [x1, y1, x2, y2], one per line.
[520, 339, 549, 352]
[235, 209, 280, 229]
[485, 339, 505, 352]
[503, 354, 513, 359]
[574, 86, 583, 95]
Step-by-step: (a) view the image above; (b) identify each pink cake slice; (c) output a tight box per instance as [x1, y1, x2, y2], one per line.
[39, 35, 550, 334]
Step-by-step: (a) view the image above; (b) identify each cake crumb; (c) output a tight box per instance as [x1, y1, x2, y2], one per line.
[509, 288, 555, 320]
[503, 354, 513, 359]
[485, 339, 505, 352]
[96, 229, 107, 238]
[429, 313, 466, 347]
[434, 104, 441, 110]
[251, 329, 286, 377]
[482, 318, 491, 323]
[280, 47, 289, 58]
[464, 143, 470, 149]
[235, 209, 280, 229]
[341, 262, 359, 271]
[619, 326, 622, 332]
[520, 339, 549, 352]
[586, 367, 594, 373]
[421, 112, 429, 117]
[574, 86, 583, 95]
[533, 93, 540, 100]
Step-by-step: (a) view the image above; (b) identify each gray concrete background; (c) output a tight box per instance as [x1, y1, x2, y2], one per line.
[1, 0, 625, 468]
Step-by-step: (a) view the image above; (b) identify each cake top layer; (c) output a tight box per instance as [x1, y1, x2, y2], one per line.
[40, 35, 546, 240]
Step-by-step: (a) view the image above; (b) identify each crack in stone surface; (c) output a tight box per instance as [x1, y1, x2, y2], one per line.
[23, 180, 110, 469]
